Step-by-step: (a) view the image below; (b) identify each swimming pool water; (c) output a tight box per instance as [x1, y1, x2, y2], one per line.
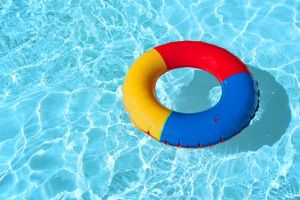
[1, 0, 300, 199]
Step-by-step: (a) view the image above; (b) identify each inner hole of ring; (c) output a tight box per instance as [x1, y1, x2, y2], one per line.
[155, 67, 222, 114]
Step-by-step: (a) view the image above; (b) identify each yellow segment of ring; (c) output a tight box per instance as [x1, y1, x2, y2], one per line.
[122, 49, 172, 140]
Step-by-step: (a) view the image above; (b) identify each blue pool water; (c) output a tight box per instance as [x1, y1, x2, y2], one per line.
[1, 0, 300, 199]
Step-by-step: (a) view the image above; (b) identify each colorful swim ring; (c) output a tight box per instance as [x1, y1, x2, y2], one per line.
[123, 41, 259, 148]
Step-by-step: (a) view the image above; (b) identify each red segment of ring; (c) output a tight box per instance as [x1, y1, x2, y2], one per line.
[155, 41, 249, 83]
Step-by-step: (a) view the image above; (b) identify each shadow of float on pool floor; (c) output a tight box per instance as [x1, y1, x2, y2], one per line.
[173, 66, 291, 154]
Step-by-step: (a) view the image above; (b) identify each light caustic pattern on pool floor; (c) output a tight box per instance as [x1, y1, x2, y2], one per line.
[1, 0, 300, 199]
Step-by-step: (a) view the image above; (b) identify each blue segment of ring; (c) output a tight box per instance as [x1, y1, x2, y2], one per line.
[160, 73, 259, 147]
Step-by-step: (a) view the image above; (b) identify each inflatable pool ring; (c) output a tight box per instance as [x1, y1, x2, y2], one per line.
[123, 41, 259, 148]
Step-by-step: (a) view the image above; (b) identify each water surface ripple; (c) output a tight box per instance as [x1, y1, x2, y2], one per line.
[0, 0, 300, 199]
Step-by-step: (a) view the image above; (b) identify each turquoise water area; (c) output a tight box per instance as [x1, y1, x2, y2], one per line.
[1, 0, 300, 199]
